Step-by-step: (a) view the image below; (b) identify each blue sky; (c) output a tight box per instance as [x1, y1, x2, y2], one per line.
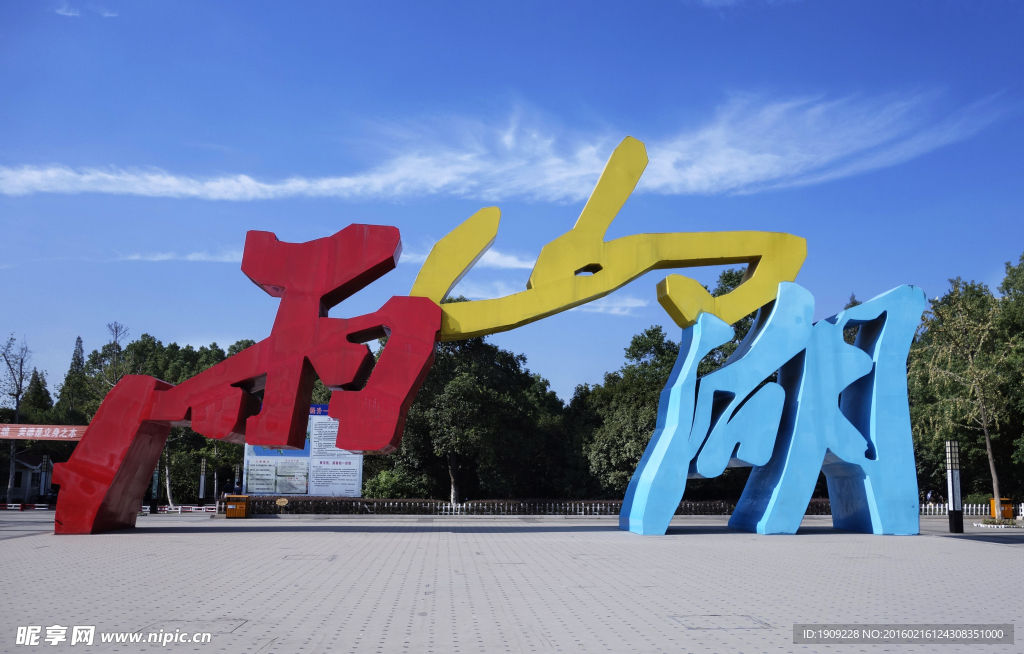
[2, 1, 1022, 401]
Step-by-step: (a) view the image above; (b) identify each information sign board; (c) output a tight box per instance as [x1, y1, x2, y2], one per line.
[242, 405, 362, 496]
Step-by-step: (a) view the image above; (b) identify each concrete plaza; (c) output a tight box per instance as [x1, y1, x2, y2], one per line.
[1, 512, 1021, 653]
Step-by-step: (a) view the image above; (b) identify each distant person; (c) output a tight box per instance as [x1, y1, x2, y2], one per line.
[234, 482, 242, 495]
[926, 490, 934, 503]
[221, 481, 234, 498]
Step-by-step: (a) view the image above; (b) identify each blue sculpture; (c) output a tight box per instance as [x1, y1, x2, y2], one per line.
[621, 283, 926, 536]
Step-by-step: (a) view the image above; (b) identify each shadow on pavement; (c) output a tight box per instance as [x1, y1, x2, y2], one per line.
[15, 513, 1021, 542]
[129, 522, 849, 537]
[937, 533, 1024, 547]
[664, 524, 849, 536]
[125, 524, 623, 535]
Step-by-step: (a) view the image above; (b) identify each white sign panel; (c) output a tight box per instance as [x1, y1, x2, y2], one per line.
[244, 457, 278, 494]
[310, 458, 363, 496]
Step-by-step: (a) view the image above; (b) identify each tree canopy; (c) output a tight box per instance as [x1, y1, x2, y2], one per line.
[364, 298, 573, 502]
[910, 260, 1024, 510]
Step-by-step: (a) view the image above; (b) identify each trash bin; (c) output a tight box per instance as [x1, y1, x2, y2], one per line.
[989, 498, 1013, 519]
[225, 495, 249, 519]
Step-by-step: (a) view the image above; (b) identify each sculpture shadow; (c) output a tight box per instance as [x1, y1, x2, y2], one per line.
[940, 533, 1024, 547]
[664, 524, 845, 536]
[115, 521, 854, 537]
[118, 524, 623, 536]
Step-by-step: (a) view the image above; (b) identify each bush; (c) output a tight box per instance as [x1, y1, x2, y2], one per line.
[363, 469, 432, 499]
[980, 518, 1019, 526]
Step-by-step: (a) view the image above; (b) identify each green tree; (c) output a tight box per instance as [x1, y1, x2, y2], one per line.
[86, 322, 136, 390]
[579, 268, 762, 497]
[1, 328, 253, 505]
[428, 370, 495, 503]
[996, 254, 1024, 471]
[146, 338, 245, 505]
[53, 337, 92, 424]
[21, 369, 53, 424]
[123, 334, 227, 385]
[407, 337, 562, 502]
[696, 268, 758, 376]
[584, 325, 679, 495]
[556, 384, 604, 498]
[86, 331, 253, 505]
[160, 426, 238, 507]
[363, 468, 430, 499]
[843, 293, 863, 345]
[227, 339, 256, 358]
[364, 298, 566, 502]
[910, 278, 1021, 517]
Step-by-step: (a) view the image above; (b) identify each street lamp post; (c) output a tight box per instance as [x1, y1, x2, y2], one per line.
[199, 457, 207, 504]
[945, 440, 963, 533]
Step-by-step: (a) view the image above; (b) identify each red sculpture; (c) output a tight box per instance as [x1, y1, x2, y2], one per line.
[53, 225, 441, 534]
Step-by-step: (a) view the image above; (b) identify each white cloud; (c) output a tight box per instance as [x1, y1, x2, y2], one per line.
[0, 91, 1004, 202]
[448, 280, 524, 301]
[576, 295, 649, 316]
[95, 8, 118, 17]
[399, 247, 535, 269]
[640, 92, 1004, 195]
[55, 4, 80, 16]
[120, 250, 242, 263]
[398, 250, 429, 265]
[477, 249, 536, 270]
[423, 278, 649, 315]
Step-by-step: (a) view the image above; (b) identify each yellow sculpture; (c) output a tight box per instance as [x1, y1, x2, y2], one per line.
[410, 136, 807, 340]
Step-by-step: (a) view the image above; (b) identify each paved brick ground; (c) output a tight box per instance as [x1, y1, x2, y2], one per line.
[1, 512, 1021, 653]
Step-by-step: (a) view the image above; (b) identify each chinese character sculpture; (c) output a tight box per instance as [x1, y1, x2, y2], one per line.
[54, 225, 442, 533]
[621, 283, 926, 535]
[52, 135, 922, 536]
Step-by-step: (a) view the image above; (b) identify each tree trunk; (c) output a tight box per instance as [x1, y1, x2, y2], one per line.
[7, 396, 20, 503]
[164, 453, 175, 508]
[6, 440, 14, 503]
[448, 451, 459, 505]
[981, 404, 1002, 519]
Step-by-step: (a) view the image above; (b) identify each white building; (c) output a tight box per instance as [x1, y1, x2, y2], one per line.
[2, 454, 53, 504]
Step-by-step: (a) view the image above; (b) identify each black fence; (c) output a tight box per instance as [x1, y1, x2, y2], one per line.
[244, 497, 833, 516]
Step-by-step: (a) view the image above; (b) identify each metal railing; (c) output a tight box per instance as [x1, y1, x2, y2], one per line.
[245, 498, 628, 516]
[920, 502, 1023, 517]
[243, 497, 829, 516]
[17, 499, 1024, 518]
[137, 505, 218, 515]
[143, 498, 1024, 519]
